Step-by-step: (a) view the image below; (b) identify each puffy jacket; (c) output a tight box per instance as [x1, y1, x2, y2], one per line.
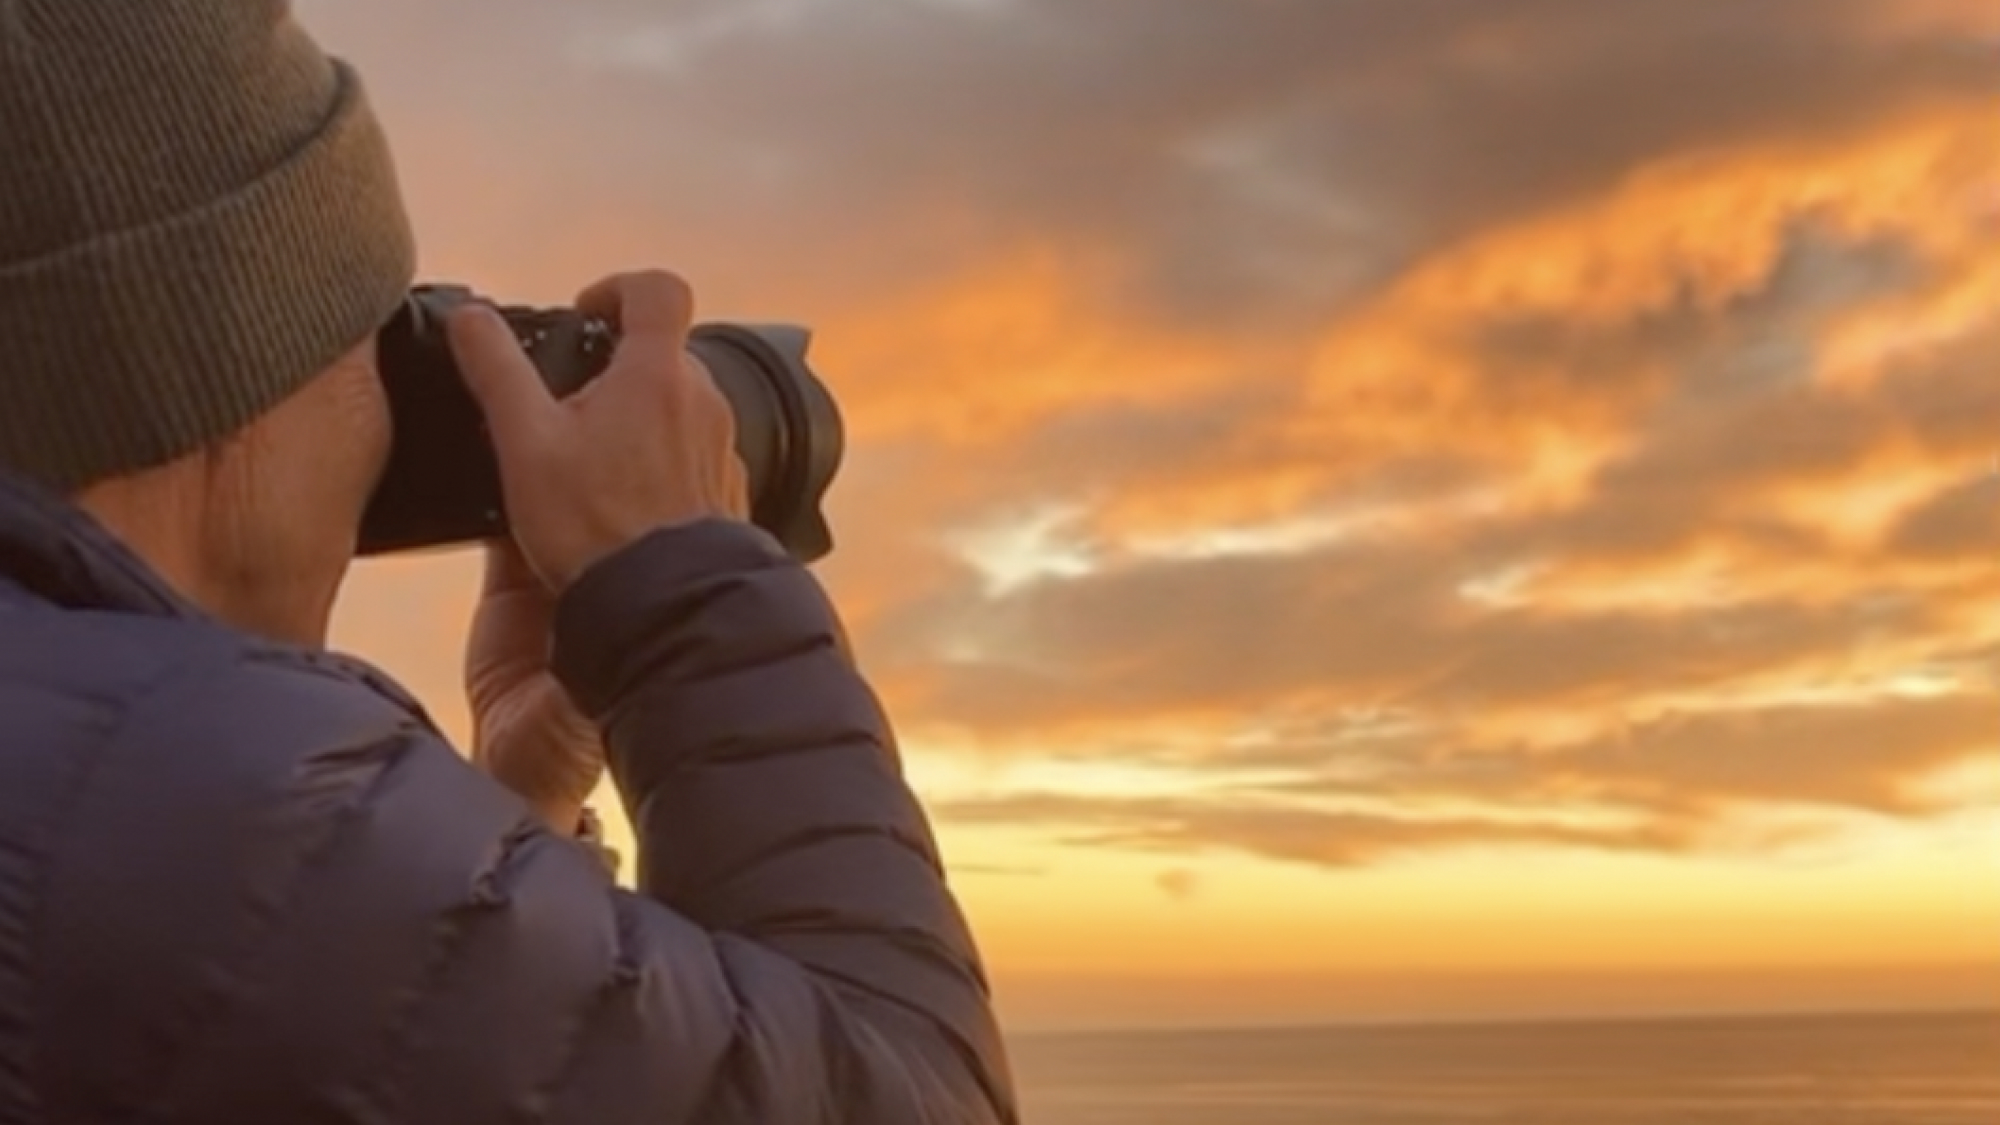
[0, 471, 1016, 1124]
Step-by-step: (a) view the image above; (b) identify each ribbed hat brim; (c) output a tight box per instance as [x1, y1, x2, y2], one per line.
[0, 59, 416, 491]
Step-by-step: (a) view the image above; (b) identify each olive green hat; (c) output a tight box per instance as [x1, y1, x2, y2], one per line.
[0, 0, 416, 490]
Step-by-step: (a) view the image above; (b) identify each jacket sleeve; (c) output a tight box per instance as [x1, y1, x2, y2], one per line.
[114, 522, 1014, 1125]
[546, 520, 1018, 1124]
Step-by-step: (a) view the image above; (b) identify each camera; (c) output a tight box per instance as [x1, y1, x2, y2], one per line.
[359, 285, 843, 563]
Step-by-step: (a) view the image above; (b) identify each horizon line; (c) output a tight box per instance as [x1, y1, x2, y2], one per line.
[1007, 1000, 2000, 1040]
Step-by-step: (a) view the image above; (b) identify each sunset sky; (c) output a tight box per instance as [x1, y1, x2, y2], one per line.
[307, 0, 2000, 1032]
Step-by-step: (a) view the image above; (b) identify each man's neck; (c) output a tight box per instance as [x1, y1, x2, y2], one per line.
[75, 474, 332, 647]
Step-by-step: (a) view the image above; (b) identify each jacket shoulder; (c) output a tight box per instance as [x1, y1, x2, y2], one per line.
[2, 591, 422, 729]
[13, 604, 473, 1119]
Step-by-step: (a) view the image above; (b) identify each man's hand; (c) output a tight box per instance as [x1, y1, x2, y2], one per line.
[464, 540, 601, 832]
[446, 270, 751, 592]
[448, 270, 751, 825]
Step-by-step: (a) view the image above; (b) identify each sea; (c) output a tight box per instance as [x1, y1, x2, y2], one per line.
[1008, 1009, 2000, 1124]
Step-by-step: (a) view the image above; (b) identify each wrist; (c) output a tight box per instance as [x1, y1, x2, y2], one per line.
[530, 796, 588, 837]
[573, 805, 621, 877]
[550, 520, 791, 717]
[475, 743, 598, 835]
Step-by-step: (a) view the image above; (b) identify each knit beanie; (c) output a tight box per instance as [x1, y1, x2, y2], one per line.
[0, 0, 416, 491]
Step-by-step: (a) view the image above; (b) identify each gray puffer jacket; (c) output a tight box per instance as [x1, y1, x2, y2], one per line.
[0, 472, 1015, 1124]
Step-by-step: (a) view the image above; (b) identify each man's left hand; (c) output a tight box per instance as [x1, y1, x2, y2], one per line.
[465, 540, 604, 833]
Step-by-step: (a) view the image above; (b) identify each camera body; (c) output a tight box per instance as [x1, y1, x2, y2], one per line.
[360, 285, 843, 562]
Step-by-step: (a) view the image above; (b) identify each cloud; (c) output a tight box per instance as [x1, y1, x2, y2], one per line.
[310, 0, 1998, 315]
[952, 863, 1048, 879]
[307, 0, 2000, 868]
[853, 115, 1998, 863]
[932, 690, 1993, 870]
[941, 794, 1699, 869]
[1892, 476, 2000, 560]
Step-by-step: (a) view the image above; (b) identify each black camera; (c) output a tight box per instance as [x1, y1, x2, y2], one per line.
[359, 285, 843, 563]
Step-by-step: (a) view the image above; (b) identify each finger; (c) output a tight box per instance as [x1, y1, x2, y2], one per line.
[683, 350, 722, 394]
[575, 270, 695, 339]
[447, 305, 556, 446]
[576, 271, 693, 383]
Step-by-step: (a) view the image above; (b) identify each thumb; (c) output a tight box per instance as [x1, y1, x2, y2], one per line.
[447, 304, 555, 448]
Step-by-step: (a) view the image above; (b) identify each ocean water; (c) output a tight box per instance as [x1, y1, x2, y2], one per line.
[1009, 1010, 2000, 1124]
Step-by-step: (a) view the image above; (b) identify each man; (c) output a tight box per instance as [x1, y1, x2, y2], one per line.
[0, 2, 1016, 1122]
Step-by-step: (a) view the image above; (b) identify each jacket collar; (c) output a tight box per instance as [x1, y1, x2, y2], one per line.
[0, 469, 439, 721]
[0, 470, 202, 618]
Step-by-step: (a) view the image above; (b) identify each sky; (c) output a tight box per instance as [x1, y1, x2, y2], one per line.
[309, 0, 2000, 1032]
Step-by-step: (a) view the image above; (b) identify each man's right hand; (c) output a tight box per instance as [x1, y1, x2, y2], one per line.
[446, 269, 752, 591]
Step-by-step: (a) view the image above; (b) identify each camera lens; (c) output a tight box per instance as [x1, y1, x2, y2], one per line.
[688, 324, 842, 563]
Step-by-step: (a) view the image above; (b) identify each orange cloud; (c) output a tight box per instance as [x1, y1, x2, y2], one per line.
[832, 89, 2000, 872]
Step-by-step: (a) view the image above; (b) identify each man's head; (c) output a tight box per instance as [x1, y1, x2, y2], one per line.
[0, 0, 415, 644]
